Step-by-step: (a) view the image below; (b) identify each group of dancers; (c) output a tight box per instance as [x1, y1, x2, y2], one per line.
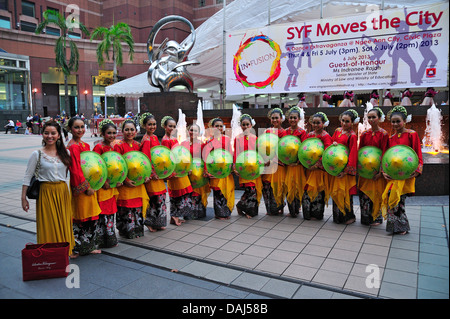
[317, 87, 440, 108]
[22, 104, 423, 258]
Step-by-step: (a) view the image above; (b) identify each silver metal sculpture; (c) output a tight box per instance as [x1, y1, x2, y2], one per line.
[147, 15, 199, 93]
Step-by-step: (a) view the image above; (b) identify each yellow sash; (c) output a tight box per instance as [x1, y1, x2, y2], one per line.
[145, 179, 167, 195]
[72, 192, 102, 221]
[97, 187, 119, 203]
[193, 184, 211, 208]
[381, 177, 415, 218]
[358, 176, 387, 221]
[117, 184, 150, 218]
[168, 175, 192, 191]
[210, 175, 235, 211]
[305, 169, 330, 205]
[329, 174, 356, 215]
[285, 165, 306, 203]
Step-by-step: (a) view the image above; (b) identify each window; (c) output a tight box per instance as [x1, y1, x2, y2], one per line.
[21, 1, 35, 18]
[68, 31, 81, 39]
[0, 16, 10, 29]
[45, 26, 60, 36]
[0, 0, 8, 10]
[20, 20, 36, 32]
[217, 0, 223, 4]
[199, 0, 205, 7]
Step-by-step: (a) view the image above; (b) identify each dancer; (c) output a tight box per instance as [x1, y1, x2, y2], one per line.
[181, 123, 210, 219]
[339, 91, 354, 107]
[67, 116, 102, 255]
[401, 88, 413, 106]
[369, 90, 379, 106]
[329, 110, 359, 224]
[139, 112, 168, 231]
[262, 108, 287, 215]
[203, 118, 235, 220]
[358, 108, 389, 226]
[422, 87, 439, 106]
[322, 92, 332, 107]
[233, 114, 262, 218]
[383, 89, 393, 107]
[92, 119, 120, 247]
[302, 112, 332, 220]
[22, 121, 75, 256]
[113, 119, 149, 238]
[381, 106, 423, 235]
[161, 115, 193, 225]
[284, 106, 307, 217]
[296, 93, 308, 108]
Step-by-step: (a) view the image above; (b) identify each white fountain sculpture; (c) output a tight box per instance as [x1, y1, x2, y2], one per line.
[422, 103, 444, 153]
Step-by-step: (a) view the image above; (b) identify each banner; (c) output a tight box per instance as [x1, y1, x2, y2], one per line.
[226, 3, 449, 95]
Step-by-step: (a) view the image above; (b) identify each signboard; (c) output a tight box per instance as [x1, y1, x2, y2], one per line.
[226, 3, 449, 95]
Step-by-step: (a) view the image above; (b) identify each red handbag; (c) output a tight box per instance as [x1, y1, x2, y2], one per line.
[22, 242, 70, 281]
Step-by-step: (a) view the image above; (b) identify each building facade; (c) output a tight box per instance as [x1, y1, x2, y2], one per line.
[0, 0, 229, 124]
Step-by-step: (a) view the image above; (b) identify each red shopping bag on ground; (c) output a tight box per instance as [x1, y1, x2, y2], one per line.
[21, 242, 70, 281]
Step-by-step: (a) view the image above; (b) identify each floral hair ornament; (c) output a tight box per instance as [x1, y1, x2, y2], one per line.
[239, 114, 256, 126]
[161, 115, 175, 128]
[372, 107, 385, 122]
[268, 108, 285, 122]
[139, 112, 154, 127]
[387, 105, 411, 122]
[286, 106, 305, 120]
[98, 119, 115, 132]
[120, 118, 135, 130]
[310, 111, 329, 127]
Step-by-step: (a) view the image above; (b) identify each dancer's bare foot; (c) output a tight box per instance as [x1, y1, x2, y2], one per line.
[70, 253, 79, 259]
[170, 217, 182, 226]
[90, 249, 102, 254]
[345, 218, 356, 225]
[147, 225, 157, 232]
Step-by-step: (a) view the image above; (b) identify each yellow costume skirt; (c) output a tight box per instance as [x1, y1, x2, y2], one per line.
[193, 183, 211, 208]
[329, 174, 356, 215]
[305, 169, 330, 204]
[285, 165, 306, 204]
[381, 177, 415, 218]
[37, 181, 75, 256]
[210, 175, 235, 212]
[262, 164, 287, 207]
[358, 176, 387, 221]
[145, 179, 167, 196]
[97, 187, 119, 203]
[117, 184, 149, 218]
[72, 191, 102, 222]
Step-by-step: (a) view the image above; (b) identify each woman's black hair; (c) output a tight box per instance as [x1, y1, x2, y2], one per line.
[340, 110, 357, 122]
[312, 112, 327, 123]
[100, 122, 116, 134]
[368, 108, 382, 118]
[121, 119, 136, 130]
[67, 116, 83, 129]
[211, 118, 223, 126]
[142, 113, 155, 126]
[43, 121, 71, 167]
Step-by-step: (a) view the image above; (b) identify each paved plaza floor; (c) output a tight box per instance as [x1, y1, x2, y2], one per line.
[0, 133, 448, 300]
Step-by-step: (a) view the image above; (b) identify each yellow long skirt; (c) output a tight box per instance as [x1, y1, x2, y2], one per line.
[36, 181, 75, 256]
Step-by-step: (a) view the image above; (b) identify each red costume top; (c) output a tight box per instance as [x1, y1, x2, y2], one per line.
[284, 127, 307, 142]
[139, 133, 167, 196]
[359, 128, 389, 154]
[180, 139, 203, 159]
[387, 129, 423, 175]
[93, 141, 118, 215]
[201, 134, 232, 163]
[67, 140, 90, 196]
[331, 127, 358, 176]
[265, 127, 286, 138]
[234, 133, 258, 187]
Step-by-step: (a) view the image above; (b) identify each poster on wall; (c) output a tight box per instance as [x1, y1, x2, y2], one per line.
[226, 2, 449, 96]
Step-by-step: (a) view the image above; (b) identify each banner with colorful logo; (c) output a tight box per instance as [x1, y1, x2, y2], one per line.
[226, 2, 449, 95]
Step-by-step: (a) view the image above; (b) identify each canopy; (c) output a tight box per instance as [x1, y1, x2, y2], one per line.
[105, 0, 446, 103]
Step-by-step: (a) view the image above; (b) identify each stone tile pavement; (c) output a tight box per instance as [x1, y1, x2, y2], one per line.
[0, 133, 448, 299]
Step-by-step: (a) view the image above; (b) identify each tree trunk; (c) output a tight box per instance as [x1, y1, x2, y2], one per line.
[113, 52, 118, 115]
[64, 74, 69, 117]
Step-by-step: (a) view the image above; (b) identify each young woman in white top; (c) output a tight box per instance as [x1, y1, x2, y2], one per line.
[21, 121, 75, 257]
